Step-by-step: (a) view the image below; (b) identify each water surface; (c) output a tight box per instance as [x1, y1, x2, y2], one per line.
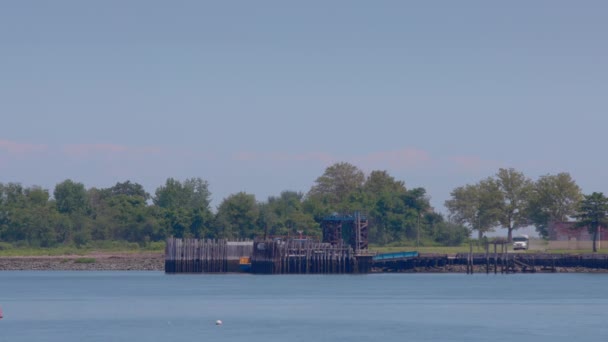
[0, 272, 606, 341]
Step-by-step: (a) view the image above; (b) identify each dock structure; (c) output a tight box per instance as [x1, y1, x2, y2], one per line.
[164, 236, 372, 274]
[321, 212, 368, 253]
[250, 239, 372, 274]
[165, 237, 608, 273]
[372, 251, 419, 272]
[370, 252, 608, 273]
[164, 212, 375, 274]
[458, 253, 608, 272]
[165, 237, 253, 273]
[247, 211, 374, 274]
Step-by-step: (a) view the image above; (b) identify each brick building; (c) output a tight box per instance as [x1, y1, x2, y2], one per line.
[547, 221, 608, 241]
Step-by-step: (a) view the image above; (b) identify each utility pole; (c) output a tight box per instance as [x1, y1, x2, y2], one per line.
[598, 225, 601, 251]
[416, 211, 420, 248]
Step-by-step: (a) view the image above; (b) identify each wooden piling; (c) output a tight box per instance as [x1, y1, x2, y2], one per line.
[485, 242, 489, 274]
[249, 238, 366, 274]
[494, 243, 497, 274]
[165, 237, 253, 273]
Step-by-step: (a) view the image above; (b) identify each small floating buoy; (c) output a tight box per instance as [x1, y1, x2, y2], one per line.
[215, 320, 222, 326]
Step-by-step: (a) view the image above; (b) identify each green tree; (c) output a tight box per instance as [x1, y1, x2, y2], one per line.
[53, 180, 93, 246]
[363, 170, 407, 196]
[260, 191, 318, 238]
[161, 208, 192, 239]
[153, 178, 213, 239]
[183, 178, 212, 210]
[54, 180, 89, 215]
[26, 186, 51, 206]
[308, 162, 365, 210]
[445, 179, 502, 239]
[152, 178, 217, 238]
[302, 195, 333, 223]
[573, 192, 608, 253]
[495, 168, 533, 242]
[364, 185, 433, 245]
[402, 187, 431, 246]
[0, 183, 58, 245]
[362, 171, 407, 243]
[153, 177, 211, 210]
[23, 187, 58, 246]
[104, 195, 149, 241]
[528, 173, 582, 238]
[431, 220, 470, 246]
[188, 208, 213, 238]
[215, 192, 259, 239]
[90, 181, 161, 243]
[0, 183, 24, 241]
[103, 181, 149, 200]
[69, 214, 92, 247]
[368, 191, 407, 244]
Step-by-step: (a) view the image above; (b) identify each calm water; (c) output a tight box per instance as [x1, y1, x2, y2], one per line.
[0, 272, 607, 342]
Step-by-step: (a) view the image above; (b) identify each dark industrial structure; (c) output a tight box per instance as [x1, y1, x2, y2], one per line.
[321, 212, 368, 252]
[165, 213, 608, 274]
[250, 239, 367, 274]
[250, 213, 373, 274]
[166, 212, 374, 274]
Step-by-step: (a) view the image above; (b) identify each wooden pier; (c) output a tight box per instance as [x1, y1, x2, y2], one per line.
[371, 252, 608, 273]
[165, 237, 372, 274]
[250, 239, 372, 274]
[458, 253, 608, 272]
[165, 237, 608, 273]
[165, 237, 253, 273]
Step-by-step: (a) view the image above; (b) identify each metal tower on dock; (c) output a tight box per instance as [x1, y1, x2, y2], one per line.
[321, 212, 369, 254]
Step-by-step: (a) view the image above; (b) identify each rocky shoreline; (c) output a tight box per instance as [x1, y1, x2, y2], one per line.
[0, 253, 164, 271]
[375, 264, 608, 273]
[1, 254, 607, 273]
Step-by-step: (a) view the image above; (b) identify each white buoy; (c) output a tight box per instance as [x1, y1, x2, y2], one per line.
[215, 320, 223, 326]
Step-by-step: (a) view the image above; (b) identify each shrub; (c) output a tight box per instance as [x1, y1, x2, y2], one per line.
[144, 241, 165, 251]
[74, 257, 96, 264]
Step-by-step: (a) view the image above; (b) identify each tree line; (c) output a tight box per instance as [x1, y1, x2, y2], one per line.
[445, 168, 608, 252]
[1, 163, 605, 250]
[0, 162, 468, 248]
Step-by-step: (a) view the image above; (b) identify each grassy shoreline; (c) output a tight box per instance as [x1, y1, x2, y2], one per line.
[1, 245, 606, 272]
[371, 246, 608, 255]
[0, 242, 164, 257]
[2, 245, 607, 257]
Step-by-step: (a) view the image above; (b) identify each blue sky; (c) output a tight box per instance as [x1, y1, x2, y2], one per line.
[1, 1, 607, 214]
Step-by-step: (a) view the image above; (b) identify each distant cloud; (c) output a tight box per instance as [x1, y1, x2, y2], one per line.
[233, 148, 431, 170]
[0, 139, 48, 154]
[289, 152, 335, 163]
[0, 139, 208, 166]
[447, 155, 502, 173]
[63, 143, 162, 158]
[233, 151, 334, 164]
[64, 143, 127, 156]
[354, 148, 431, 170]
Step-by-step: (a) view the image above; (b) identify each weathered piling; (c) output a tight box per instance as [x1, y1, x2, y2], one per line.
[250, 238, 369, 274]
[166, 236, 608, 274]
[371, 252, 608, 273]
[165, 237, 253, 273]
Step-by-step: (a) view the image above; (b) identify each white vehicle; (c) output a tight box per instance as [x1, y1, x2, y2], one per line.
[512, 235, 529, 250]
